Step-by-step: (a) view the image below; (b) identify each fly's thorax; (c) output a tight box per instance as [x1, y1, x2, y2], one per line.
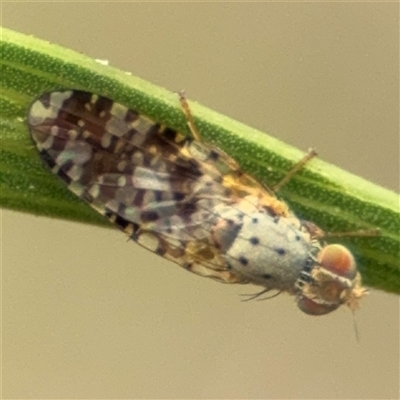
[212, 208, 315, 291]
[295, 244, 367, 315]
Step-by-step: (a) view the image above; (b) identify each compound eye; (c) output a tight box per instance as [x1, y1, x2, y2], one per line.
[318, 244, 356, 279]
[297, 296, 340, 315]
[297, 244, 359, 315]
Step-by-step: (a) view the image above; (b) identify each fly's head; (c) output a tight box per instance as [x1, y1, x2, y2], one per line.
[296, 244, 367, 315]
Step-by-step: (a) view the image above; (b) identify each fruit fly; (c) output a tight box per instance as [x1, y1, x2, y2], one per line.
[28, 90, 375, 315]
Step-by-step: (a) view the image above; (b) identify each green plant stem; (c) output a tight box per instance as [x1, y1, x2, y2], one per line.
[1, 28, 399, 293]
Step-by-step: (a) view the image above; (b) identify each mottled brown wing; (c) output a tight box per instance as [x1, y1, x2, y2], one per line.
[28, 90, 275, 283]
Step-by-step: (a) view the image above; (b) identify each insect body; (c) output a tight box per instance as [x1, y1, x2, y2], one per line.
[28, 90, 367, 315]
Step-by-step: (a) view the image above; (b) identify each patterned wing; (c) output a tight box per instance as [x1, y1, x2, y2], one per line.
[28, 90, 281, 284]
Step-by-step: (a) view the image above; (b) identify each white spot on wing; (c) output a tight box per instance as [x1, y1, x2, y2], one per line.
[137, 232, 159, 251]
[101, 132, 112, 148]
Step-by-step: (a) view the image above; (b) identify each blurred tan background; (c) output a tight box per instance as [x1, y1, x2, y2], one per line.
[2, 3, 399, 399]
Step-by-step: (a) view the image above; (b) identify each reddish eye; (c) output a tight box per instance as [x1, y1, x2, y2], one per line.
[296, 245, 360, 315]
[297, 296, 340, 315]
[318, 244, 356, 279]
